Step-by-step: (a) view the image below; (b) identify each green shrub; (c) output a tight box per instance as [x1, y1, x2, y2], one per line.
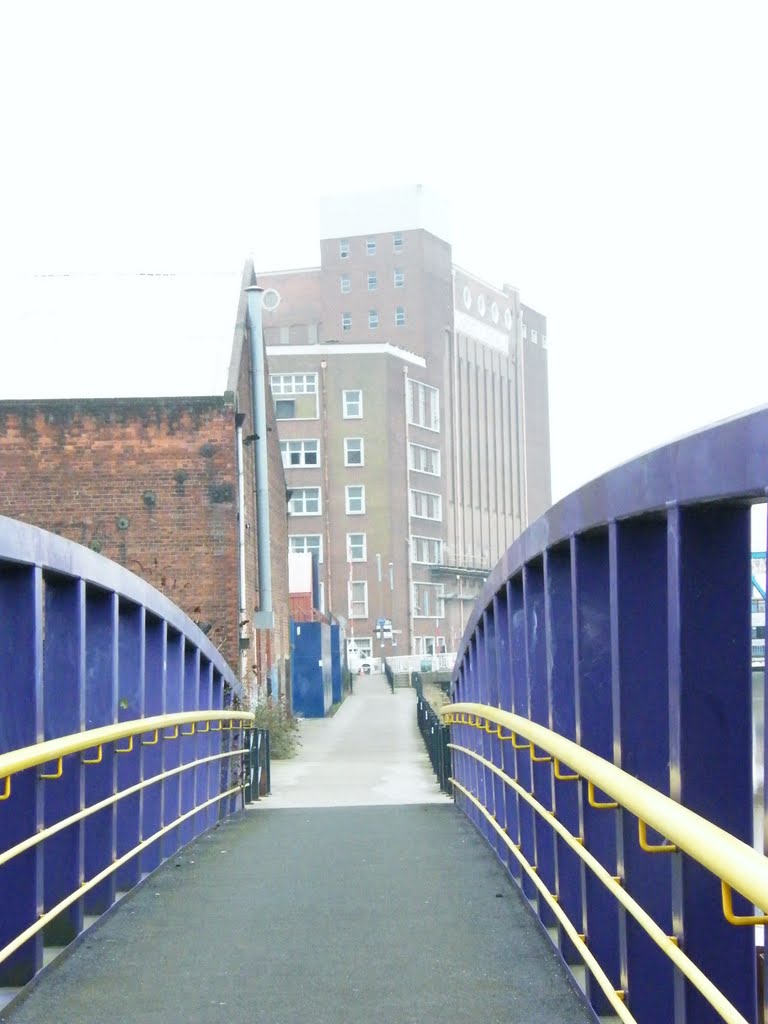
[251, 696, 300, 759]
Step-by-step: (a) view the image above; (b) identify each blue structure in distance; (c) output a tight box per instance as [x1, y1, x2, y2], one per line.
[291, 620, 332, 717]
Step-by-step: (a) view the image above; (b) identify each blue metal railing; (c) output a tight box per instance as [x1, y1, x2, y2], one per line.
[0, 515, 264, 993]
[444, 406, 768, 1024]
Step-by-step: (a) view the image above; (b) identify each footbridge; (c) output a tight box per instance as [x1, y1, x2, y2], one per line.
[1, 405, 767, 1023]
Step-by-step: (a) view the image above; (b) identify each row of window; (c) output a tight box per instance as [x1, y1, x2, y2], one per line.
[288, 485, 442, 521]
[340, 269, 405, 292]
[289, 533, 443, 566]
[347, 581, 445, 620]
[341, 308, 406, 331]
[339, 233, 404, 259]
[281, 439, 441, 475]
[281, 438, 363, 468]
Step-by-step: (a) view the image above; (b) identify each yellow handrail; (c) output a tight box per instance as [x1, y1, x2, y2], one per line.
[0, 710, 254, 784]
[443, 702, 768, 921]
[449, 742, 751, 1024]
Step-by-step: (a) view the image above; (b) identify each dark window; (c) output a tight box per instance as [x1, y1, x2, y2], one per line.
[275, 399, 296, 419]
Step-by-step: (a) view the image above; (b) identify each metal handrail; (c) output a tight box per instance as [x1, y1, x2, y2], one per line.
[0, 711, 254, 789]
[443, 702, 768, 920]
[448, 742, 748, 1024]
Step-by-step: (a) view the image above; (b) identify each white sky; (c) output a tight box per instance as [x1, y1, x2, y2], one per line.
[1, 0, 766, 507]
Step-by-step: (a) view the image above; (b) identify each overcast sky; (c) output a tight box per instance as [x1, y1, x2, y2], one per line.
[1, 1, 766, 509]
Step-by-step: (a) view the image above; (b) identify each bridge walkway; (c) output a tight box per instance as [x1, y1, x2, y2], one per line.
[3, 675, 596, 1024]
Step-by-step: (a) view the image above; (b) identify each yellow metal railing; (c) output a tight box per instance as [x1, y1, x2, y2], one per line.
[0, 711, 254, 968]
[442, 702, 766, 1024]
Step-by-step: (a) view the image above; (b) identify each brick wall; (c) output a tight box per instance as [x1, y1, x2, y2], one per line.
[0, 398, 241, 666]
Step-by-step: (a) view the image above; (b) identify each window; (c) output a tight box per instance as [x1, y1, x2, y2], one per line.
[393, 233, 403, 251]
[752, 599, 766, 613]
[368, 310, 378, 329]
[412, 536, 443, 564]
[340, 238, 349, 258]
[366, 237, 376, 255]
[340, 274, 351, 293]
[288, 487, 321, 516]
[394, 268, 404, 287]
[281, 439, 319, 468]
[531, 328, 539, 345]
[270, 373, 317, 395]
[343, 390, 362, 418]
[275, 399, 295, 420]
[409, 443, 441, 476]
[289, 534, 323, 563]
[395, 306, 405, 327]
[347, 532, 367, 561]
[348, 580, 368, 619]
[344, 437, 364, 466]
[342, 312, 352, 332]
[270, 373, 319, 419]
[412, 582, 445, 618]
[407, 379, 440, 431]
[346, 484, 366, 514]
[347, 636, 372, 658]
[410, 489, 442, 521]
[367, 271, 377, 291]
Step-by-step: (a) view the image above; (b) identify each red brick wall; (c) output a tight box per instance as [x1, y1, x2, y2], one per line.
[0, 398, 241, 667]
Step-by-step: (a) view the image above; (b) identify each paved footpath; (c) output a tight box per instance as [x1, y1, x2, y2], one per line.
[4, 675, 595, 1024]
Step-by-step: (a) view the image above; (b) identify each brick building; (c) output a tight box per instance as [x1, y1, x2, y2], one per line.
[259, 187, 551, 657]
[0, 263, 291, 705]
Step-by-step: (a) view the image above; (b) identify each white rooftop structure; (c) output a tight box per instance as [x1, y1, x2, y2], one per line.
[318, 185, 452, 245]
[0, 268, 248, 400]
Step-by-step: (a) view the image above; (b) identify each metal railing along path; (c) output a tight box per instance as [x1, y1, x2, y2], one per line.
[0, 514, 268, 993]
[444, 406, 768, 1024]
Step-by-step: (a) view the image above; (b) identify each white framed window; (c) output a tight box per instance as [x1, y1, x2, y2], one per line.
[367, 271, 377, 291]
[288, 487, 321, 516]
[346, 484, 366, 514]
[409, 443, 441, 476]
[289, 534, 323, 563]
[340, 274, 351, 293]
[407, 379, 440, 432]
[281, 439, 320, 468]
[531, 328, 539, 345]
[393, 233, 403, 252]
[342, 312, 352, 332]
[270, 373, 319, 420]
[413, 582, 445, 619]
[348, 580, 369, 619]
[522, 323, 528, 340]
[410, 489, 442, 521]
[412, 536, 443, 565]
[347, 636, 372, 658]
[368, 310, 378, 329]
[347, 532, 367, 561]
[395, 306, 405, 327]
[343, 390, 363, 418]
[340, 238, 350, 259]
[366, 237, 376, 255]
[270, 373, 317, 396]
[344, 437, 364, 466]
[394, 268, 404, 288]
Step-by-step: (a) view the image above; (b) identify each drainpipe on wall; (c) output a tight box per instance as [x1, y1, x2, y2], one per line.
[235, 414, 248, 686]
[245, 288, 275, 688]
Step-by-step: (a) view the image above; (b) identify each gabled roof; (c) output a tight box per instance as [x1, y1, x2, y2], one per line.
[1, 263, 254, 400]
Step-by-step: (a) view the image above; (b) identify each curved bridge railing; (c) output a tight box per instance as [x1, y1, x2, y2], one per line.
[442, 406, 768, 1024]
[0, 515, 264, 993]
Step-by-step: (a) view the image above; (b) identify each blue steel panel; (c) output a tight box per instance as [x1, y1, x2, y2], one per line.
[474, 624, 492, 842]
[179, 645, 200, 847]
[0, 564, 43, 985]
[610, 519, 674, 1020]
[83, 587, 118, 915]
[42, 574, 85, 944]
[544, 545, 581, 964]
[525, 560, 557, 927]
[162, 630, 183, 858]
[197, 660, 214, 831]
[668, 505, 755, 1024]
[115, 601, 144, 892]
[510, 575, 536, 900]
[140, 617, 166, 875]
[292, 621, 332, 718]
[572, 532, 620, 1015]
[496, 583, 520, 880]
[485, 601, 507, 863]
